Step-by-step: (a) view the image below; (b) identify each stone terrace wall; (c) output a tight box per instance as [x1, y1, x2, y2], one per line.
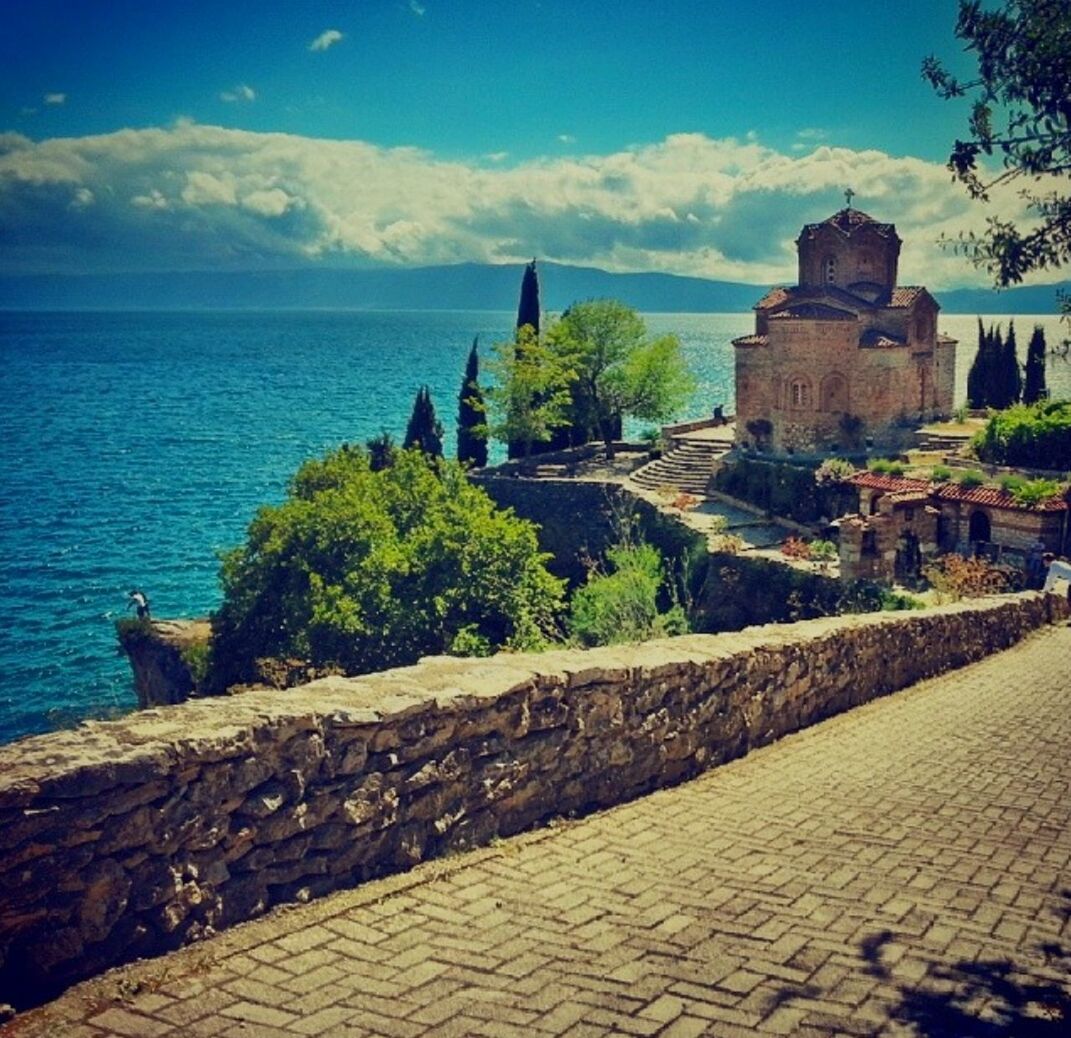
[1, 593, 1066, 1007]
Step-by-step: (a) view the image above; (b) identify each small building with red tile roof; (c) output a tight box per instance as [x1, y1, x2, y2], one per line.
[732, 207, 957, 455]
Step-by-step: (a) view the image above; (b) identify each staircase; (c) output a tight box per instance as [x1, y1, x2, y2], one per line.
[629, 436, 729, 497]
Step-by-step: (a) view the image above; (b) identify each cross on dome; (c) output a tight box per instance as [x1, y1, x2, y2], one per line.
[845, 187, 856, 208]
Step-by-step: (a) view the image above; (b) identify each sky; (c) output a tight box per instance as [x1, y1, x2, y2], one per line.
[0, 0, 1048, 289]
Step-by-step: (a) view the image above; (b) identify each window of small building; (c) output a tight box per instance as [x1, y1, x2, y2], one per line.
[825, 256, 837, 284]
[861, 530, 878, 556]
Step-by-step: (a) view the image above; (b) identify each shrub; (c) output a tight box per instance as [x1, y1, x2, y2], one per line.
[880, 590, 926, 611]
[867, 458, 906, 476]
[671, 492, 699, 511]
[568, 541, 688, 647]
[781, 536, 811, 560]
[931, 464, 952, 481]
[1007, 477, 1064, 507]
[956, 469, 986, 488]
[809, 539, 838, 562]
[971, 399, 1071, 469]
[209, 447, 565, 688]
[814, 457, 856, 486]
[923, 554, 1011, 602]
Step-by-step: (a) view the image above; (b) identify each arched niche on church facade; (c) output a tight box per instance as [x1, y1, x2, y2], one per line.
[819, 372, 848, 413]
[788, 375, 812, 410]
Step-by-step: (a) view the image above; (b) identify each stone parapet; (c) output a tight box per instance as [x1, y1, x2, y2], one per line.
[1, 593, 1066, 1007]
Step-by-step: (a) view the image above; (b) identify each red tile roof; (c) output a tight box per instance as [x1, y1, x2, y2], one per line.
[755, 286, 793, 310]
[888, 286, 926, 308]
[933, 482, 1068, 512]
[848, 472, 931, 493]
[799, 208, 899, 239]
[848, 471, 1068, 512]
[732, 333, 768, 347]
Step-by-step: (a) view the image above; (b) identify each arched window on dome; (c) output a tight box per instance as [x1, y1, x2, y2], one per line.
[824, 255, 837, 284]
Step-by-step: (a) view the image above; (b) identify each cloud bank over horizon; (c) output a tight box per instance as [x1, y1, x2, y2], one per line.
[0, 121, 1043, 289]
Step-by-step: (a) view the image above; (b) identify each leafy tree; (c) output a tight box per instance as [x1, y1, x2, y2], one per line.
[485, 325, 575, 458]
[568, 540, 688, 647]
[922, 0, 1071, 289]
[516, 258, 540, 334]
[209, 446, 565, 687]
[1023, 324, 1048, 403]
[547, 299, 695, 459]
[403, 385, 444, 459]
[365, 431, 397, 472]
[971, 398, 1071, 468]
[457, 337, 487, 468]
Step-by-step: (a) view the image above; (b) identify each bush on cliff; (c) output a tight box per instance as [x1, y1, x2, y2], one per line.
[971, 399, 1071, 470]
[208, 446, 565, 688]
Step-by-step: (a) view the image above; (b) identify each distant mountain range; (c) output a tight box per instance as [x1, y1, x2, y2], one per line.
[0, 261, 1067, 315]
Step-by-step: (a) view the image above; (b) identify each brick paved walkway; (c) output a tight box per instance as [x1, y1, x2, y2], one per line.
[5, 626, 1070, 1037]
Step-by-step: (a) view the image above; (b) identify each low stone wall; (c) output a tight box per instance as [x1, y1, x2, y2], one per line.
[1, 593, 1065, 1007]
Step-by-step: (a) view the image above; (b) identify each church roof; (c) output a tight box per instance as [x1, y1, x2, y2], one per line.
[755, 286, 792, 310]
[888, 286, 929, 308]
[769, 302, 857, 321]
[859, 328, 907, 348]
[937, 332, 959, 345]
[732, 333, 768, 347]
[798, 208, 899, 240]
[755, 284, 876, 313]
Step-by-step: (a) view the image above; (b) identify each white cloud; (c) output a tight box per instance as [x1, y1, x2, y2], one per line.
[220, 84, 256, 103]
[309, 29, 343, 52]
[43, 92, 66, 106]
[0, 122, 1043, 288]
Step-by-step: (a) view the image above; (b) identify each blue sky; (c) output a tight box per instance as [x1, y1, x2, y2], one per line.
[0, 1, 1038, 287]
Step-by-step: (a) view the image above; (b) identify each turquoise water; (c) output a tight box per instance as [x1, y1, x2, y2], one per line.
[1, 309, 1067, 744]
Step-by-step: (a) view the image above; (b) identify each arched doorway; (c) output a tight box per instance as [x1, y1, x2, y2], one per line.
[969, 509, 991, 545]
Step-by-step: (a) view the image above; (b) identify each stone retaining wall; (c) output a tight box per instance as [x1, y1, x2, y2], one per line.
[1, 593, 1066, 1007]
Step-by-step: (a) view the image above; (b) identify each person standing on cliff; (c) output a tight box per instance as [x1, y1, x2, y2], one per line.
[128, 589, 150, 620]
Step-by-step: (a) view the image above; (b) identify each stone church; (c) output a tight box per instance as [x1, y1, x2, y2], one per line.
[733, 204, 957, 454]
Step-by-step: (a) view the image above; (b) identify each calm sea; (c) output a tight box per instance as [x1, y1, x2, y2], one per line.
[1, 309, 1067, 743]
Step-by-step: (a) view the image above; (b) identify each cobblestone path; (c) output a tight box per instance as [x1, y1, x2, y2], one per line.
[6, 626, 1070, 1037]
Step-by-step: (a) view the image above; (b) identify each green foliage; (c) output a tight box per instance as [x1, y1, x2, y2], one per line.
[1004, 476, 1063, 507]
[880, 589, 926, 611]
[923, 0, 1071, 287]
[814, 457, 856, 486]
[210, 447, 565, 688]
[714, 457, 856, 524]
[547, 299, 695, 459]
[485, 325, 576, 458]
[179, 640, 212, 688]
[967, 320, 1022, 408]
[971, 399, 1071, 468]
[867, 458, 906, 476]
[931, 464, 953, 481]
[809, 539, 838, 562]
[457, 337, 488, 469]
[403, 385, 444, 458]
[1023, 324, 1048, 404]
[956, 469, 987, 488]
[954, 403, 971, 423]
[365, 431, 397, 472]
[568, 539, 688, 647]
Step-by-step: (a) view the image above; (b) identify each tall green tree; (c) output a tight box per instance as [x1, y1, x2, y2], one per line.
[987, 324, 1006, 408]
[403, 385, 444, 459]
[509, 259, 544, 459]
[1023, 324, 1049, 403]
[516, 258, 540, 334]
[547, 299, 695, 459]
[967, 317, 988, 408]
[365, 430, 397, 471]
[1000, 319, 1023, 408]
[209, 447, 565, 687]
[923, 0, 1071, 289]
[486, 325, 575, 458]
[457, 337, 487, 468]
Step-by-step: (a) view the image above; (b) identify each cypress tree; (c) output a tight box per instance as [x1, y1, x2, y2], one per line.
[457, 337, 487, 468]
[403, 385, 444, 459]
[510, 260, 543, 458]
[1002, 319, 1022, 407]
[967, 317, 987, 407]
[517, 259, 540, 334]
[366, 430, 397, 471]
[985, 324, 1004, 409]
[1023, 324, 1048, 404]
